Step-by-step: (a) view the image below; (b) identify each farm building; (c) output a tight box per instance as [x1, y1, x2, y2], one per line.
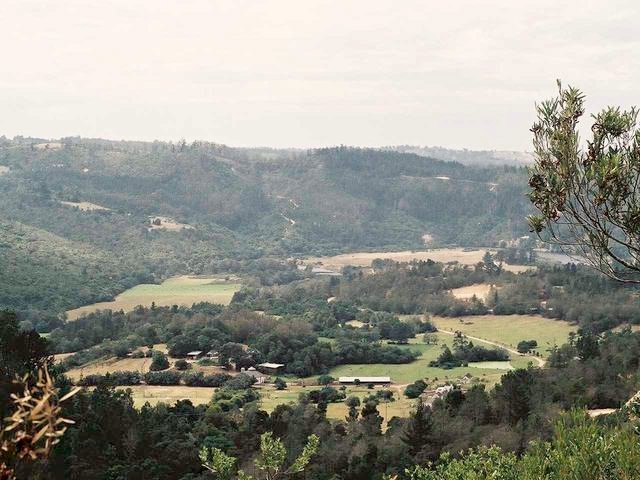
[206, 350, 219, 362]
[339, 376, 391, 385]
[257, 362, 285, 375]
[186, 351, 203, 360]
[241, 367, 266, 384]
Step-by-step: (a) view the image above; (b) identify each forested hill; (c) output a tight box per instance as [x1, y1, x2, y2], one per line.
[0, 137, 531, 320]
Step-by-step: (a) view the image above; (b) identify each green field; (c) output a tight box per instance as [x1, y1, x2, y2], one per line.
[314, 334, 512, 386]
[430, 314, 575, 356]
[67, 275, 241, 319]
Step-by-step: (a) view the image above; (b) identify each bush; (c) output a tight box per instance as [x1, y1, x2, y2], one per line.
[404, 379, 427, 399]
[274, 377, 287, 390]
[149, 351, 170, 371]
[174, 359, 191, 370]
[317, 374, 335, 386]
[144, 370, 181, 385]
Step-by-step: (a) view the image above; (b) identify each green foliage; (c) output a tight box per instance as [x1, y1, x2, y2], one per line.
[149, 351, 169, 371]
[529, 82, 640, 282]
[201, 432, 319, 480]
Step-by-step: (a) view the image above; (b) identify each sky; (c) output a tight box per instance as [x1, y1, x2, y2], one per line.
[1, 0, 639, 150]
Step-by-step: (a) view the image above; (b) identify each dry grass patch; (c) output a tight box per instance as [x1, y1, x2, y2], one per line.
[0, 165, 9, 176]
[148, 216, 193, 231]
[60, 200, 110, 212]
[116, 385, 216, 408]
[450, 283, 495, 301]
[304, 248, 532, 273]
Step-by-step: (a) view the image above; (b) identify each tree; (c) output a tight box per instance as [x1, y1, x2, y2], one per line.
[317, 374, 335, 386]
[404, 380, 427, 399]
[402, 402, 433, 456]
[200, 431, 319, 480]
[274, 377, 287, 390]
[345, 396, 361, 422]
[149, 351, 170, 371]
[174, 359, 191, 370]
[528, 81, 640, 282]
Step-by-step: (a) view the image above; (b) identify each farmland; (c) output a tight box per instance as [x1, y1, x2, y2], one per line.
[450, 283, 495, 300]
[60, 200, 111, 211]
[304, 248, 533, 273]
[314, 334, 514, 386]
[116, 385, 217, 408]
[429, 314, 575, 357]
[66, 275, 241, 319]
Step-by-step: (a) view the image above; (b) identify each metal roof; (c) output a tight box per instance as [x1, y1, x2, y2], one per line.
[338, 376, 391, 383]
[258, 362, 285, 369]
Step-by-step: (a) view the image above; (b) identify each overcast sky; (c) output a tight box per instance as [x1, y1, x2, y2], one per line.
[1, 1, 639, 150]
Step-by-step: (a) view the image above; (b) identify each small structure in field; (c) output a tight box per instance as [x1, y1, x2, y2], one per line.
[339, 376, 391, 385]
[206, 350, 219, 362]
[186, 351, 203, 360]
[242, 367, 266, 384]
[257, 363, 285, 375]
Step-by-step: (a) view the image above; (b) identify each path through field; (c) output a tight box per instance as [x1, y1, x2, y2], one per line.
[436, 327, 545, 367]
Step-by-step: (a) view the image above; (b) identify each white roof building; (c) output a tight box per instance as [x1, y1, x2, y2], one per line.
[338, 376, 391, 384]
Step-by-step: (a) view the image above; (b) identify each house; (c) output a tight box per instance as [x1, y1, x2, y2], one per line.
[338, 376, 391, 385]
[186, 351, 203, 360]
[206, 350, 219, 362]
[241, 366, 266, 384]
[257, 362, 285, 375]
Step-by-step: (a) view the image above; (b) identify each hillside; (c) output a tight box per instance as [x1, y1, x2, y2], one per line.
[0, 137, 532, 319]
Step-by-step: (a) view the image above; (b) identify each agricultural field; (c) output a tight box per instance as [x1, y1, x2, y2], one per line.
[66, 275, 241, 319]
[258, 384, 416, 427]
[303, 248, 532, 273]
[430, 314, 575, 357]
[450, 283, 495, 301]
[314, 334, 514, 386]
[115, 385, 217, 408]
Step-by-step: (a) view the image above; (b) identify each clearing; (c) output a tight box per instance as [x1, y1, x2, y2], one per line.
[148, 216, 193, 231]
[60, 200, 111, 212]
[66, 275, 241, 320]
[430, 314, 575, 358]
[0, 166, 9, 176]
[450, 283, 495, 301]
[303, 248, 532, 273]
[116, 385, 217, 408]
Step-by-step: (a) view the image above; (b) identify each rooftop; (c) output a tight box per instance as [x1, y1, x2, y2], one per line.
[338, 376, 391, 383]
[258, 362, 285, 369]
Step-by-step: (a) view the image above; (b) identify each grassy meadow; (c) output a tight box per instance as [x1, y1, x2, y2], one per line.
[313, 334, 512, 386]
[66, 275, 241, 319]
[430, 314, 575, 357]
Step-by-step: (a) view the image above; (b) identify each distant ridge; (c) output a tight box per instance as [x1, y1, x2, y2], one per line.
[382, 145, 534, 167]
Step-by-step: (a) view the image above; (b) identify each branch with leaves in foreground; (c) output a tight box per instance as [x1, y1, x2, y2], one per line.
[200, 432, 319, 480]
[0, 367, 80, 480]
[528, 80, 640, 282]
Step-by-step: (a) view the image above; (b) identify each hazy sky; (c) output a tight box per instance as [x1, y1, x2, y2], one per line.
[1, 1, 639, 150]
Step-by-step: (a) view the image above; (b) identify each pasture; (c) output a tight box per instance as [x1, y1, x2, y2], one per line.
[430, 314, 575, 357]
[304, 248, 532, 273]
[315, 334, 512, 386]
[66, 275, 241, 319]
[116, 385, 217, 408]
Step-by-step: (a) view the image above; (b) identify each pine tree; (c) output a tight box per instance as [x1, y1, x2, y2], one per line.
[402, 401, 433, 456]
